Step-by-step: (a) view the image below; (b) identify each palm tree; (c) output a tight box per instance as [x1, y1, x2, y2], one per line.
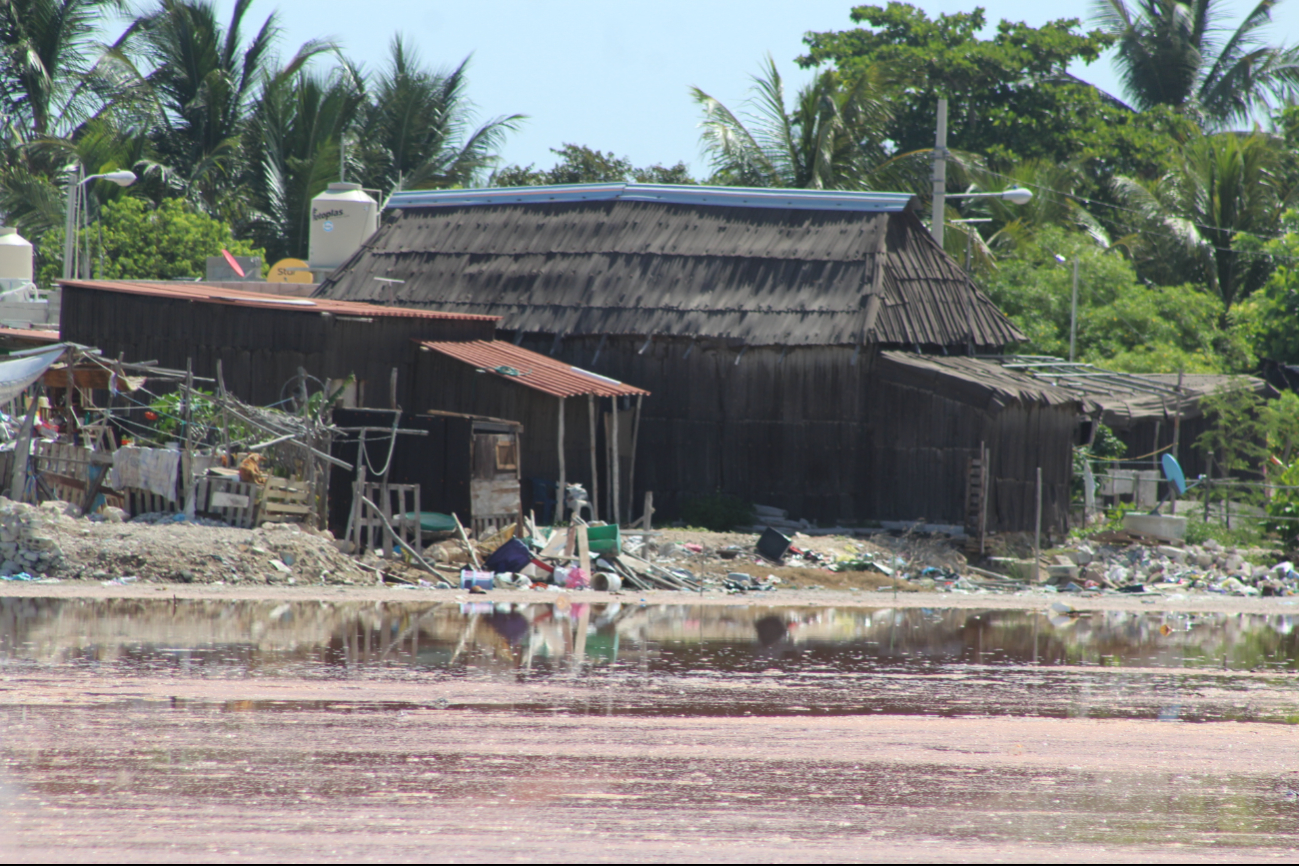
[128, 0, 330, 213]
[0, 0, 131, 142]
[1091, 0, 1299, 125]
[1111, 130, 1299, 314]
[353, 36, 524, 198]
[241, 59, 366, 262]
[690, 56, 931, 192]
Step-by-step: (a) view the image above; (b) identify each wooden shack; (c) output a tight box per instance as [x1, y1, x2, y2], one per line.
[57, 280, 498, 407]
[328, 407, 523, 540]
[314, 182, 1074, 532]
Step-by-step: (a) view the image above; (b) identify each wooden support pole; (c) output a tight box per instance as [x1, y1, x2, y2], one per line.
[389, 367, 398, 410]
[183, 358, 195, 517]
[588, 394, 598, 522]
[611, 397, 621, 526]
[556, 396, 566, 524]
[1033, 466, 1042, 584]
[626, 394, 642, 522]
[642, 490, 654, 530]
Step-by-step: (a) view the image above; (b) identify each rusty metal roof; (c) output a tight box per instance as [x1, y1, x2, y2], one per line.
[419, 340, 649, 398]
[58, 280, 499, 322]
[316, 189, 1024, 349]
[0, 326, 59, 344]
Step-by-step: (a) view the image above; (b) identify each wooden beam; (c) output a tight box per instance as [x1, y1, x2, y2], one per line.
[611, 397, 621, 526]
[588, 394, 598, 522]
[626, 394, 642, 522]
[556, 396, 566, 524]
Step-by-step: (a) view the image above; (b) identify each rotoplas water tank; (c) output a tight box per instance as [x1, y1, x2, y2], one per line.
[307, 182, 379, 272]
[0, 227, 33, 282]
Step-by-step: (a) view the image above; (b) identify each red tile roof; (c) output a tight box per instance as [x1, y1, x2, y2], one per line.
[419, 340, 649, 398]
[58, 280, 498, 322]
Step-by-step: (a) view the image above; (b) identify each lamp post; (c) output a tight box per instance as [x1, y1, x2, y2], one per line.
[929, 97, 1032, 245]
[62, 166, 137, 280]
[1054, 254, 1080, 362]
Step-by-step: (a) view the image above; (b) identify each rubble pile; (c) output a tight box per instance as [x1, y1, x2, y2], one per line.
[0, 497, 369, 585]
[1054, 537, 1298, 597]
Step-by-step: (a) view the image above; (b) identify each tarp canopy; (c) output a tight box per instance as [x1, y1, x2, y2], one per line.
[0, 344, 67, 406]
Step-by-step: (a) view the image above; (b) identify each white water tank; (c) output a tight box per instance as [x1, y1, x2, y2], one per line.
[308, 182, 378, 271]
[0, 227, 33, 281]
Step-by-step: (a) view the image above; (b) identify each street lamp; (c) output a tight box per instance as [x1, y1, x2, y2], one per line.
[62, 166, 137, 280]
[1054, 253, 1081, 362]
[929, 98, 1034, 245]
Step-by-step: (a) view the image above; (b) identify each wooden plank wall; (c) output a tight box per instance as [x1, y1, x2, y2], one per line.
[409, 336, 1076, 533]
[59, 286, 494, 408]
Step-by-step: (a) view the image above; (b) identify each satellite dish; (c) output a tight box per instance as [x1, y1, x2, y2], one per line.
[1161, 453, 1186, 494]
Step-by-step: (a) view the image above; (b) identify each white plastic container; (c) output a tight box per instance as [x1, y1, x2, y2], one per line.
[307, 182, 379, 271]
[0, 227, 33, 281]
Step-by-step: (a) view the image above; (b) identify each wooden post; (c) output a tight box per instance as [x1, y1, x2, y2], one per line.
[1033, 466, 1042, 584]
[576, 523, 591, 574]
[183, 358, 196, 517]
[556, 397, 566, 524]
[611, 397, 621, 526]
[588, 394, 599, 522]
[389, 367, 398, 410]
[625, 394, 642, 522]
[1204, 453, 1213, 523]
[1171, 369, 1183, 516]
[642, 490, 654, 531]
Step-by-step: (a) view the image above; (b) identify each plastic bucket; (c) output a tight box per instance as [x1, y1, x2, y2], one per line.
[592, 571, 622, 592]
[586, 523, 621, 554]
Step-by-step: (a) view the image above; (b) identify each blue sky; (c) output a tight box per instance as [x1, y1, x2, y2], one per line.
[189, 0, 1299, 176]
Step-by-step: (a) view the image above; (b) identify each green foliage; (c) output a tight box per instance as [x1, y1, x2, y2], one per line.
[38, 198, 263, 284]
[797, 3, 1183, 176]
[1262, 459, 1299, 545]
[1183, 514, 1266, 549]
[1092, 0, 1299, 125]
[678, 493, 755, 533]
[491, 144, 694, 187]
[1238, 211, 1299, 363]
[1109, 131, 1296, 314]
[1072, 423, 1126, 500]
[978, 226, 1251, 372]
[1196, 381, 1267, 480]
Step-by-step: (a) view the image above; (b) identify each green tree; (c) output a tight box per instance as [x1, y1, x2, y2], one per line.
[353, 36, 523, 197]
[797, 3, 1164, 172]
[980, 225, 1252, 371]
[1110, 130, 1298, 316]
[241, 60, 366, 262]
[1236, 210, 1299, 362]
[490, 143, 695, 186]
[129, 0, 331, 214]
[39, 196, 262, 282]
[1091, 0, 1299, 126]
[691, 55, 930, 191]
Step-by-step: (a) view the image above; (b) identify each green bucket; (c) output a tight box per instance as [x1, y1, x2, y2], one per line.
[585, 523, 621, 555]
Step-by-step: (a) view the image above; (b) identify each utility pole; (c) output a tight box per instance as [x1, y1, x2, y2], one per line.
[930, 97, 948, 248]
[1069, 257, 1079, 363]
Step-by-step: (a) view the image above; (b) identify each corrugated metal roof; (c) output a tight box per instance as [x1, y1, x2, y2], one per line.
[58, 280, 499, 322]
[419, 340, 649, 398]
[879, 352, 1082, 410]
[0, 326, 59, 343]
[389, 183, 915, 213]
[981, 355, 1276, 427]
[318, 197, 1023, 348]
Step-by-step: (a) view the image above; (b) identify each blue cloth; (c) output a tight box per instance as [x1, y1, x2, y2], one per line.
[483, 537, 532, 574]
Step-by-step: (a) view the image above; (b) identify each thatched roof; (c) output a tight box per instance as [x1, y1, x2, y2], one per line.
[314, 183, 1025, 349]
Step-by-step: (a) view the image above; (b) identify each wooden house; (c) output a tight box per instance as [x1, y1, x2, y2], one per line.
[314, 183, 1082, 533]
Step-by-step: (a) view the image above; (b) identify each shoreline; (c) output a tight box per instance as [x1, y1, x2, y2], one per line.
[4, 579, 1297, 614]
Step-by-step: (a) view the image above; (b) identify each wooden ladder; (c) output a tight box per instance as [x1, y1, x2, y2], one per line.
[964, 443, 989, 555]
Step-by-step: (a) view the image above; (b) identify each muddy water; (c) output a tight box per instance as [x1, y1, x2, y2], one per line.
[1, 598, 1297, 862]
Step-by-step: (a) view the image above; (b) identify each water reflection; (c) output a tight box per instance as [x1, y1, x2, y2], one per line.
[1, 598, 1296, 677]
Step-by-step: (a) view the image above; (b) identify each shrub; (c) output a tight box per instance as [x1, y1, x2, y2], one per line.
[678, 494, 755, 532]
